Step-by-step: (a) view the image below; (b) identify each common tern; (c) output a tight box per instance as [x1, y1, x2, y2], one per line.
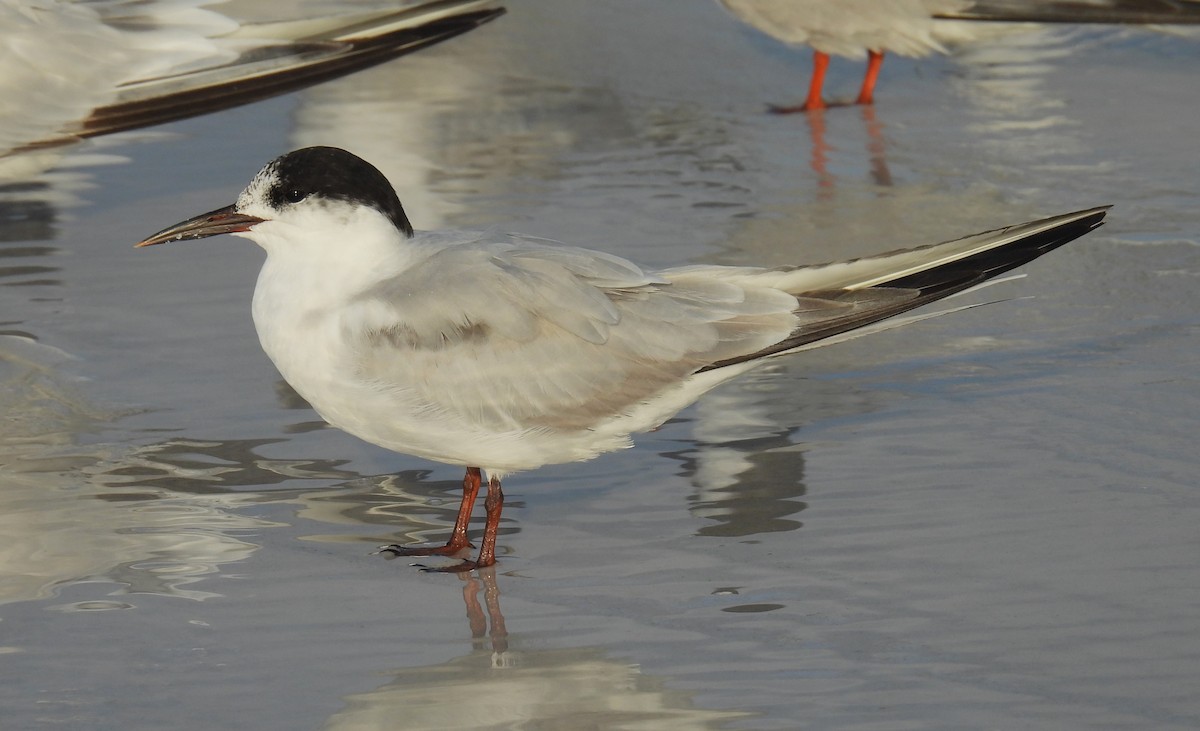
[136, 146, 1108, 571]
[719, 0, 1200, 112]
[1, 0, 503, 158]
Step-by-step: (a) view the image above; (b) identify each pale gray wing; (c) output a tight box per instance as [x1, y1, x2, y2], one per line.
[341, 234, 807, 433]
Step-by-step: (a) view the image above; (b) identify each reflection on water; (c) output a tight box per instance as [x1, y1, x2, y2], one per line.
[286, 35, 754, 266]
[294, 469, 523, 551]
[667, 372, 809, 538]
[96, 436, 355, 493]
[0, 182, 64, 299]
[89, 436, 525, 555]
[800, 105, 894, 197]
[294, 63, 639, 230]
[324, 570, 753, 731]
[951, 25, 1098, 165]
[0, 336, 269, 606]
[730, 26, 1128, 255]
[1, 146, 161, 264]
[0, 189, 55, 244]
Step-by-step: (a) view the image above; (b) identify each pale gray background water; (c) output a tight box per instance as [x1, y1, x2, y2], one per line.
[2, 2, 1199, 729]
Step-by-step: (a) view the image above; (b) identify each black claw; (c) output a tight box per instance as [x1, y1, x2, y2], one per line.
[420, 560, 478, 574]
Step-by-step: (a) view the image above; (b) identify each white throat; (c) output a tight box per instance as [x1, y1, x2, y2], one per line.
[246, 202, 414, 312]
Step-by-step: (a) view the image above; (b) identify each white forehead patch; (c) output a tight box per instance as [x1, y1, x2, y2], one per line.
[236, 162, 280, 212]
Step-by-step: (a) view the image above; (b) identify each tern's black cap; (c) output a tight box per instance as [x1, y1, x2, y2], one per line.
[264, 146, 413, 237]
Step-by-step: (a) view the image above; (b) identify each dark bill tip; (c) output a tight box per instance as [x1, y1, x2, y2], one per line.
[134, 204, 265, 248]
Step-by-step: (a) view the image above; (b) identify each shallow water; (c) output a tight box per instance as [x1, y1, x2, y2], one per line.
[2, 2, 1199, 729]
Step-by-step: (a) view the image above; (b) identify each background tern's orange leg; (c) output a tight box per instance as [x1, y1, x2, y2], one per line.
[856, 50, 884, 105]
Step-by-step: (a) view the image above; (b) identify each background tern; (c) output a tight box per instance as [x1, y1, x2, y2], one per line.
[135, 146, 1108, 571]
[0, 0, 504, 159]
[718, 0, 1200, 112]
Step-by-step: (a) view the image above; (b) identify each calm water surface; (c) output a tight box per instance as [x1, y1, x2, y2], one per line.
[2, 2, 1199, 729]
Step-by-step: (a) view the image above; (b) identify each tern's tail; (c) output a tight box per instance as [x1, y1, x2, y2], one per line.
[701, 206, 1109, 371]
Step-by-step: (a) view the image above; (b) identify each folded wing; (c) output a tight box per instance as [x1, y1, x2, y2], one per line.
[344, 207, 1107, 433]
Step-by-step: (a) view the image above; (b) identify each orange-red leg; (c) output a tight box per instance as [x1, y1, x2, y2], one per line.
[770, 50, 829, 114]
[386, 468, 505, 573]
[856, 50, 884, 105]
[382, 467, 482, 558]
[474, 475, 504, 569]
[421, 475, 502, 573]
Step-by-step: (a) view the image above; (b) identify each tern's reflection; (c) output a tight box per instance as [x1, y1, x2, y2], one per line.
[668, 377, 809, 538]
[96, 436, 355, 493]
[0, 336, 276, 606]
[323, 568, 752, 731]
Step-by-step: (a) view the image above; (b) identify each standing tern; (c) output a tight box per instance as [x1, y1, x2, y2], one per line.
[1, 0, 504, 158]
[718, 0, 1200, 112]
[135, 146, 1108, 571]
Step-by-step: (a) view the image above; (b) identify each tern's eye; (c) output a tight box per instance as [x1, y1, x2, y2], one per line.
[284, 189, 307, 203]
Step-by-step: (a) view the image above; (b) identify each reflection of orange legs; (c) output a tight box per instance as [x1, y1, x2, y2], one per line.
[383, 466, 505, 571]
[462, 568, 508, 653]
[860, 105, 893, 187]
[857, 50, 884, 105]
[804, 109, 835, 197]
[803, 97, 894, 195]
